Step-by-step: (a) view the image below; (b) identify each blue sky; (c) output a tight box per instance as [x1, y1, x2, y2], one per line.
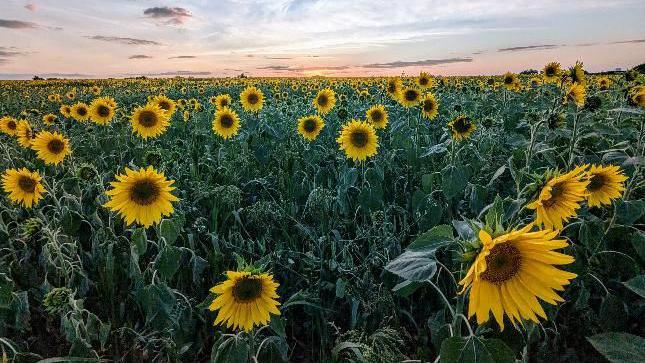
[0, 0, 644, 78]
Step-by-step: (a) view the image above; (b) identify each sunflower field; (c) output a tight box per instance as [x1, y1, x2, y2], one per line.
[0, 63, 644, 362]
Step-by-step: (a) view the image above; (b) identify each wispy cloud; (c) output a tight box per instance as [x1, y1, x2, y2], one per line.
[129, 54, 152, 59]
[363, 58, 473, 68]
[24, 4, 37, 12]
[86, 36, 162, 46]
[169, 55, 197, 59]
[143, 7, 192, 25]
[0, 19, 39, 29]
[611, 39, 645, 44]
[497, 44, 560, 52]
[141, 70, 211, 77]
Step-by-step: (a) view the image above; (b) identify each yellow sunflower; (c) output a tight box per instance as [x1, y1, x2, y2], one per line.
[70, 102, 90, 122]
[240, 86, 264, 113]
[89, 97, 116, 125]
[386, 77, 402, 100]
[0, 116, 19, 136]
[297, 115, 325, 141]
[631, 90, 645, 108]
[421, 94, 439, 120]
[150, 95, 176, 116]
[337, 119, 379, 162]
[527, 166, 589, 230]
[16, 120, 35, 148]
[130, 104, 170, 139]
[460, 225, 577, 330]
[399, 87, 421, 108]
[568, 61, 586, 85]
[91, 85, 101, 95]
[564, 82, 586, 107]
[365, 105, 388, 129]
[597, 77, 612, 90]
[502, 72, 520, 91]
[212, 106, 241, 140]
[31, 131, 71, 165]
[2, 168, 45, 208]
[585, 164, 627, 207]
[416, 72, 434, 89]
[542, 62, 561, 83]
[313, 88, 336, 115]
[209, 270, 281, 332]
[214, 94, 232, 109]
[448, 115, 476, 141]
[59, 105, 72, 118]
[104, 166, 179, 227]
[42, 113, 57, 126]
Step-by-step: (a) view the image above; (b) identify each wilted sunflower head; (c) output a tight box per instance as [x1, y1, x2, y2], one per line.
[43, 287, 74, 315]
[77, 163, 98, 181]
[547, 113, 566, 129]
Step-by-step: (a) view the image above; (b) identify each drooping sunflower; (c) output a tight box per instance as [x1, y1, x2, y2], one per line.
[459, 225, 577, 330]
[208, 270, 281, 332]
[399, 87, 421, 107]
[568, 61, 586, 85]
[585, 164, 627, 207]
[103, 166, 179, 227]
[89, 97, 116, 125]
[0, 116, 19, 136]
[542, 62, 561, 83]
[150, 95, 177, 116]
[16, 120, 35, 148]
[214, 94, 232, 109]
[212, 106, 241, 140]
[421, 94, 439, 120]
[596, 77, 612, 91]
[386, 78, 402, 100]
[130, 104, 170, 139]
[313, 88, 336, 115]
[365, 105, 388, 129]
[59, 105, 72, 118]
[31, 131, 71, 165]
[564, 82, 586, 107]
[42, 113, 57, 126]
[527, 166, 589, 230]
[240, 86, 264, 113]
[448, 115, 476, 141]
[337, 119, 379, 162]
[297, 115, 325, 141]
[2, 168, 45, 208]
[70, 102, 90, 122]
[416, 72, 434, 89]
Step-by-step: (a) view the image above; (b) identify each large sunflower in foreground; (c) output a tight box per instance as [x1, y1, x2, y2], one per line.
[421, 94, 439, 120]
[365, 105, 388, 129]
[31, 131, 71, 165]
[386, 78, 402, 100]
[16, 120, 35, 148]
[2, 168, 45, 208]
[448, 115, 476, 141]
[313, 88, 336, 115]
[130, 104, 170, 139]
[89, 97, 116, 125]
[209, 270, 281, 332]
[585, 164, 627, 207]
[337, 119, 378, 162]
[104, 166, 179, 227]
[240, 86, 264, 113]
[399, 87, 421, 108]
[150, 95, 177, 116]
[459, 225, 576, 330]
[71, 102, 90, 122]
[0, 116, 19, 136]
[527, 166, 589, 230]
[297, 115, 325, 141]
[542, 62, 561, 83]
[564, 82, 586, 108]
[212, 106, 241, 140]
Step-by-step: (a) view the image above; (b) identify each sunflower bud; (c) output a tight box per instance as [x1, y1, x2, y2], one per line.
[43, 287, 73, 315]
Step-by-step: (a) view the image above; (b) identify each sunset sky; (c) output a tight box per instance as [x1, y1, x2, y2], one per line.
[0, 0, 644, 79]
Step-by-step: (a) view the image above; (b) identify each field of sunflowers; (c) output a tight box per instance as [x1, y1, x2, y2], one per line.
[0, 62, 644, 362]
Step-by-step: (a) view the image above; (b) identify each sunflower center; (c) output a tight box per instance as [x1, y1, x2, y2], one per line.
[303, 118, 317, 132]
[481, 243, 521, 283]
[543, 182, 564, 207]
[18, 176, 36, 193]
[8, 120, 17, 130]
[47, 139, 65, 154]
[453, 117, 471, 133]
[387, 82, 396, 93]
[138, 111, 158, 128]
[404, 90, 418, 101]
[129, 179, 160, 205]
[423, 100, 435, 112]
[419, 77, 429, 85]
[350, 130, 368, 148]
[232, 276, 263, 303]
[98, 105, 111, 117]
[77, 108, 87, 116]
[546, 67, 556, 77]
[503, 76, 513, 85]
[220, 99, 229, 107]
[247, 93, 259, 105]
[219, 114, 234, 128]
[587, 174, 606, 192]
[370, 110, 383, 122]
[159, 101, 171, 111]
[317, 94, 328, 107]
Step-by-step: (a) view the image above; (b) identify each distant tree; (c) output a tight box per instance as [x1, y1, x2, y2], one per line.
[520, 69, 538, 75]
[32, 75, 43, 80]
[633, 63, 645, 74]
[238, 73, 247, 78]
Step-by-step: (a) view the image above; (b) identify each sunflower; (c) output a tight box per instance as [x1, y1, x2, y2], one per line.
[564, 83, 586, 107]
[448, 115, 476, 141]
[0, 116, 19, 136]
[502, 72, 520, 91]
[630, 90, 645, 108]
[365, 105, 388, 129]
[313, 88, 336, 115]
[399, 87, 421, 107]
[297, 115, 325, 141]
[417, 72, 434, 89]
[70, 102, 90, 122]
[386, 78, 402, 100]
[103, 166, 179, 227]
[214, 94, 232, 109]
[130, 104, 170, 139]
[337, 119, 379, 162]
[240, 86, 264, 113]
[568, 61, 586, 85]
[459, 225, 577, 330]
[31, 131, 71, 165]
[60, 105, 72, 118]
[585, 164, 627, 207]
[527, 166, 589, 230]
[2, 168, 45, 208]
[421, 94, 439, 120]
[90, 85, 101, 95]
[209, 270, 281, 332]
[42, 113, 57, 126]
[212, 106, 241, 140]
[89, 97, 116, 125]
[16, 120, 35, 148]
[542, 62, 561, 83]
[150, 95, 177, 116]
[596, 77, 612, 90]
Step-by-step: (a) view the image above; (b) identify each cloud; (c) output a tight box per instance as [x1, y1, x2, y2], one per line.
[129, 54, 152, 59]
[169, 55, 197, 59]
[497, 44, 559, 52]
[24, 4, 37, 12]
[611, 39, 645, 44]
[86, 36, 162, 46]
[141, 71, 211, 77]
[363, 58, 473, 69]
[257, 65, 351, 72]
[0, 47, 25, 57]
[0, 19, 39, 29]
[143, 7, 192, 25]
[265, 56, 294, 60]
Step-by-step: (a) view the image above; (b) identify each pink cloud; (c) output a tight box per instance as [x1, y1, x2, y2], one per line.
[24, 4, 37, 12]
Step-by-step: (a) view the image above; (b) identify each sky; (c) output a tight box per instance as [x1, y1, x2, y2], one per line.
[0, 0, 644, 79]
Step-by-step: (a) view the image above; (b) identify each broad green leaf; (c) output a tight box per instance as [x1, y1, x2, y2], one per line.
[441, 165, 470, 200]
[159, 219, 180, 245]
[154, 246, 182, 279]
[623, 275, 645, 298]
[587, 332, 645, 363]
[440, 336, 515, 363]
[407, 224, 453, 250]
[392, 280, 423, 297]
[385, 250, 437, 281]
[131, 227, 147, 256]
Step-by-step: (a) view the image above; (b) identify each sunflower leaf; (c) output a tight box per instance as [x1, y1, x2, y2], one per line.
[587, 332, 645, 363]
